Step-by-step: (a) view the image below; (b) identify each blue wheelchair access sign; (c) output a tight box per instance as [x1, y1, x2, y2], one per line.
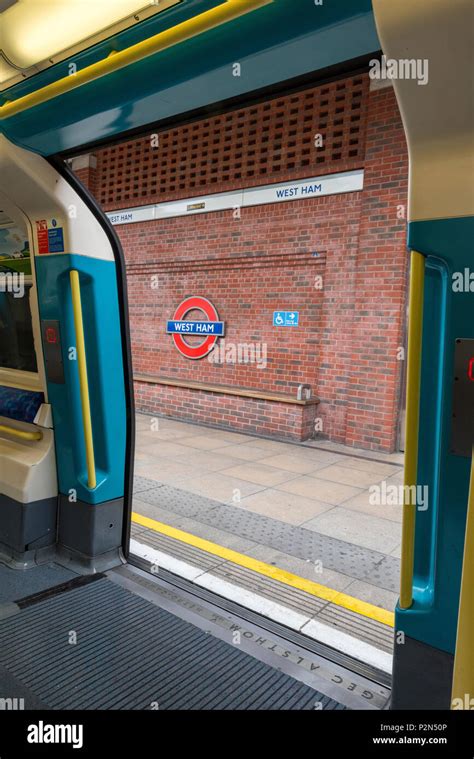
[273, 311, 299, 327]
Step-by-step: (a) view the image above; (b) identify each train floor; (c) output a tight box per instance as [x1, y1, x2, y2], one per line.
[0, 560, 390, 710]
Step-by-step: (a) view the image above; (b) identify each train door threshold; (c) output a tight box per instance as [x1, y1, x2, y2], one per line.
[129, 504, 395, 675]
[0, 559, 390, 711]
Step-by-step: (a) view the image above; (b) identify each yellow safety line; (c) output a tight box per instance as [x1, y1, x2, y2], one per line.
[132, 511, 395, 627]
[0, 0, 272, 120]
[399, 251, 425, 609]
[451, 445, 474, 707]
[70, 270, 96, 490]
[0, 424, 42, 441]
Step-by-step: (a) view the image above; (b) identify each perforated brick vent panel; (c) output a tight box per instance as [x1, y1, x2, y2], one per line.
[95, 74, 369, 208]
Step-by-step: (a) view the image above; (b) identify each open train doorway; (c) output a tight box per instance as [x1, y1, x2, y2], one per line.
[0, 0, 470, 728]
[62, 66, 410, 685]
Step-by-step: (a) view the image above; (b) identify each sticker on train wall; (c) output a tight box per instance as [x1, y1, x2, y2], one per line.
[35, 220, 49, 255]
[167, 296, 225, 359]
[35, 218, 65, 254]
[47, 226, 65, 253]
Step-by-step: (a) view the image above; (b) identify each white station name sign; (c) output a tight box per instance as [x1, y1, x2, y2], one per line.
[107, 169, 364, 226]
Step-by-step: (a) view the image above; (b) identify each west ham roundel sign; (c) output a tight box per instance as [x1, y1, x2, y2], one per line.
[166, 296, 225, 359]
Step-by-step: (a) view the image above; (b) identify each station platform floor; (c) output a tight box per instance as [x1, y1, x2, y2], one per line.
[131, 413, 404, 674]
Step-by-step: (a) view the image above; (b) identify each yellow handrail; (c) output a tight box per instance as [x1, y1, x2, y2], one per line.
[399, 251, 425, 609]
[0, 424, 42, 441]
[70, 270, 96, 490]
[0, 0, 272, 120]
[451, 446, 474, 707]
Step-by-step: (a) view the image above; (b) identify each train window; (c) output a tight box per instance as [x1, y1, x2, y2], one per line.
[0, 282, 38, 374]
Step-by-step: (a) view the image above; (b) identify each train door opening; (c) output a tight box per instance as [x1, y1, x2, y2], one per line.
[60, 68, 413, 685]
[0, 0, 471, 721]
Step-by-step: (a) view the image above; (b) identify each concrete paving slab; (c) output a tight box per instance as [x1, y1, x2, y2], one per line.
[342, 580, 399, 612]
[195, 430, 257, 444]
[385, 470, 405, 486]
[314, 464, 388, 489]
[277, 476, 363, 505]
[302, 507, 402, 554]
[184, 472, 267, 502]
[257, 452, 336, 474]
[390, 544, 402, 559]
[134, 449, 163, 464]
[304, 440, 404, 465]
[213, 443, 274, 461]
[337, 457, 403, 477]
[136, 427, 196, 442]
[285, 447, 346, 464]
[340, 489, 403, 523]
[134, 457, 203, 483]
[246, 439, 343, 463]
[177, 434, 234, 451]
[220, 462, 299, 487]
[137, 416, 202, 434]
[238, 488, 334, 524]
[141, 441, 203, 458]
[243, 438, 306, 453]
[173, 449, 251, 473]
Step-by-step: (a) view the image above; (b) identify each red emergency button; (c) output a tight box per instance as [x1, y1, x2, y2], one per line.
[45, 327, 58, 344]
[468, 357, 474, 382]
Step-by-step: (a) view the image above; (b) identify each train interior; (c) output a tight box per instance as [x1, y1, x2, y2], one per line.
[0, 0, 472, 714]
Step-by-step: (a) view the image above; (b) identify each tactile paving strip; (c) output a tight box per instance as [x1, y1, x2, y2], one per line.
[133, 477, 400, 592]
[131, 523, 394, 654]
[133, 475, 164, 494]
[316, 605, 393, 654]
[131, 523, 325, 618]
[132, 523, 223, 573]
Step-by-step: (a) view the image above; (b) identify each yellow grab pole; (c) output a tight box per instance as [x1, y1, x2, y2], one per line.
[70, 270, 96, 490]
[0, 0, 272, 120]
[451, 446, 474, 707]
[0, 425, 42, 441]
[399, 251, 425, 609]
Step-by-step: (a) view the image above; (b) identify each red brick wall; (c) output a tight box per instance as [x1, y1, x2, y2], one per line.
[344, 85, 409, 451]
[123, 205, 328, 394]
[73, 166, 97, 196]
[135, 382, 317, 441]
[95, 74, 368, 209]
[73, 76, 408, 452]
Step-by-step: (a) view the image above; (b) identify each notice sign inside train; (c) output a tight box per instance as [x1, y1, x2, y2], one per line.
[35, 218, 65, 255]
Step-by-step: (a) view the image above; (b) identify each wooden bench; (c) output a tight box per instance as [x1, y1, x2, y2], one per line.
[134, 374, 320, 406]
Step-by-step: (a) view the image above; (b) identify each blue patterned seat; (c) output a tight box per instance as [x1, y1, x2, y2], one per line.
[0, 385, 45, 424]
